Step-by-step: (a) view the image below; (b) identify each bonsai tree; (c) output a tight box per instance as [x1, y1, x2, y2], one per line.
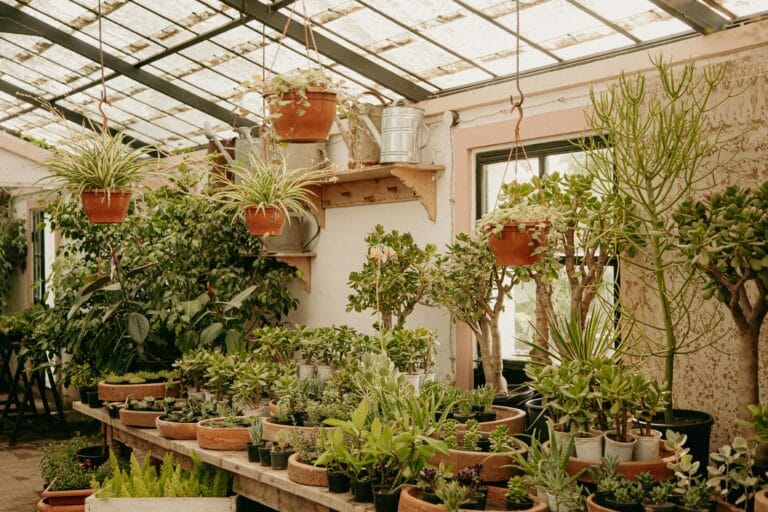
[44, 126, 155, 223]
[675, 184, 768, 425]
[347, 225, 436, 330]
[210, 154, 325, 237]
[582, 56, 734, 422]
[430, 230, 518, 394]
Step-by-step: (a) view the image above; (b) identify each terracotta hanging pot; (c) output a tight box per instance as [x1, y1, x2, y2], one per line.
[267, 87, 337, 143]
[80, 189, 131, 224]
[487, 220, 550, 266]
[244, 206, 286, 237]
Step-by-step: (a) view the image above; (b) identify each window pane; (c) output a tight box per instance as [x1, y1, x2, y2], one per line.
[480, 158, 539, 215]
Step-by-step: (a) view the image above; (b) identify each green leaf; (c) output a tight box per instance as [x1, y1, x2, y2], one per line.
[222, 285, 257, 312]
[127, 312, 150, 344]
[200, 322, 224, 345]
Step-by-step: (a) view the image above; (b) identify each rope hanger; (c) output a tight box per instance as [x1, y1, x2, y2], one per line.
[96, 0, 110, 133]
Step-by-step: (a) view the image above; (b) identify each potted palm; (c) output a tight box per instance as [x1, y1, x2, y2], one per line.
[246, 69, 337, 143]
[45, 130, 154, 223]
[211, 154, 324, 237]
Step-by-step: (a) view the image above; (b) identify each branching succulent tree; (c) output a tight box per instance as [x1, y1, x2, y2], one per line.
[429, 230, 517, 394]
[347, 224, 436, 330]
[675, 183, 768, 422]
[582, 56, 735, 421]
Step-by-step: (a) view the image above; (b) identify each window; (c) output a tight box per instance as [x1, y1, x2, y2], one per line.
[475, 140, 618, 359]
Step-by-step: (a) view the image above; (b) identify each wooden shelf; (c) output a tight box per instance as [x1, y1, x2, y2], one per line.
[311, 164, 443, 226]
[270, 252, 314, 292]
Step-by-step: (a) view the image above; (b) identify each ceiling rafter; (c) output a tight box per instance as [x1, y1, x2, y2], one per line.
[0, 78, 155, 152]
[565, 0, 641, 43]
[219, 0, 431, 101]
[0, 3, 256, 128]
[648, 0, 729, 33]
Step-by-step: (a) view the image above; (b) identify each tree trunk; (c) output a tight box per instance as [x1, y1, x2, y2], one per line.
[734, 327, 760, 433]
[490, 312, 508, 395]
[532, 276, 553, 363]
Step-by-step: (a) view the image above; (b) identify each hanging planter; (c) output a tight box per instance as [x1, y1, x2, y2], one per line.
[244, 205, 286, 236]
[267, 86, 338, 143]
[80, 190, 132, 224]
[479, 201, 560, 267]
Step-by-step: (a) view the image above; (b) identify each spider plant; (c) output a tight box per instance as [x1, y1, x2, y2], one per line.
[210, 153, 326, 222]
[45, 129, 154, 197]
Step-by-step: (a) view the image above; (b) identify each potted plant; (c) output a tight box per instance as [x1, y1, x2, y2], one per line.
[251, 69, 337, 143]
[231, 356, 272, 414]
[708, 436, 762, 512]
[202, 350, 238, 401]
[270, 429, 296, 471]
[38, 437, 110, 511]
[247, 421, 264, 463]
[174, 348, 210, 399]
[631, 380, 668, 461]
[384, 328, 437, 388]
[316, 429, 351, 493]
[598, 364, 638, 462]
[287, 430, 328, 487]
[196, 408, 258, 451]
[507, 476, 535, 511]
[68, 362, 101, 404]
[119, 396, 176, 428]
[435, 480, 471, 512]
[44, 130, 154, 223]
[98, 370, 180, 402]
[155, 398, 220, 440]
[479, 190, 560, 266]
[211, 154, 324, 237]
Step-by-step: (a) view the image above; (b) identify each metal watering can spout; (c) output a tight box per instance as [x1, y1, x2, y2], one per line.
[204, 122, 236, 167]
[336, 91, 387, 151]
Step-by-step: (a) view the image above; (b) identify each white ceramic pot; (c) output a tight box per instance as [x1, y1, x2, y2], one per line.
[405, 372, 422, 390]
[603, 431, 637, 462]
[552, 429, 576, 456]
[630, 428, 662, 461]
[546, 493, 558, 512]
[297, 363, 315, 381]
[315, 364, 333, 381]
[574, 431, 604, 462]
[537, 490, 549, 507]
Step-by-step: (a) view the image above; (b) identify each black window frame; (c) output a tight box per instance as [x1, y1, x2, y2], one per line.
[31, 209, 46, 305]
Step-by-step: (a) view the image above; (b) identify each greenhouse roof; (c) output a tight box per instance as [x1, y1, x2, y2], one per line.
[0, 0, 766, 153]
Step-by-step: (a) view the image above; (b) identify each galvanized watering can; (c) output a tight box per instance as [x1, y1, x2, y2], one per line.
[233, 127, 329, 171]
[335, 91, 386, 166]
[371, 101, 430, 164]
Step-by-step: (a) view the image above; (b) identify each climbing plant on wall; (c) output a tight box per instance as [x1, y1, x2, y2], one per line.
[0, 193, 27, 312]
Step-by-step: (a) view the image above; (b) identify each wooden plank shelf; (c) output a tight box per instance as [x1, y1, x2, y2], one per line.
[271, 252, 313, 292]
[311, 164, 443, 226]
[73, 402, 372, 512]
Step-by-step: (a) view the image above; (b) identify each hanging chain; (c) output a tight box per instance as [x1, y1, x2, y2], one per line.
[493, 0, 532, 209]
[96, 0, 111, 133]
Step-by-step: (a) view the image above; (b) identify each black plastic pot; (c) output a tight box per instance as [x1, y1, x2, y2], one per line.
[644, 502, 676, 512]
[423, 491, 441, 505]
[373, 486, 401, 512]
[463, 490, 487, 510]
[352, 478, 374, 503]
[258, 446, 272, 467]
[601, 496, 644, 512]
[525, 397, 548, 442]
[507, 497, 534, 510]
[650, 409, 714, 474]
[475, 359, 531, 387]
[76, 445, 108, 468]
[476, 411, 498, 422]
[106, 405, 121, 419]
[477, 437, 491, 452]
[247, 442, 261, 463]
[270, 449, 293, 470]
[327, 471, 350, 493]
[78, 387, 95, 404]
[493, 387, 536, 409]
[453, 413, 476, 424]
[87, 390, 103, 408]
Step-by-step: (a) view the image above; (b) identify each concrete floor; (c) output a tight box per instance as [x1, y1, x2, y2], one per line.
[0, 437, 49, 512]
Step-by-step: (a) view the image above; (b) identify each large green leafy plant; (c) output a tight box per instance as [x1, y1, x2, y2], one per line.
[46, 168, 298, 374]
[0, 198, 26, 312]
[675, 183, 768, 423]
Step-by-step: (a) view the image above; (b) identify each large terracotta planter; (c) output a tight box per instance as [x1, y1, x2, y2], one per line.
[717, 499, 742, 512]
[267, 88, 338, 143]
[41, 483, 94, 507]
[97, 380, 179, 402]
[398, 486, 546, 512]
[566, 441, 678, 482]
[81, 189, 131, 224]
[37, 497, 84, 512]
[262, 417, 331, 443]
[755, 489, 768, 512]
[428, 440, 527, 483]
[155, 416, 198, 440]
[456, 406, 526, 437]
[487, 221, 550, 266]
[244, 206, 286, 237]
[118, 408, 164, 428]
[287, 453, 328, 487]
[196, 418, 251, 451]
[586, 494, 614, 512]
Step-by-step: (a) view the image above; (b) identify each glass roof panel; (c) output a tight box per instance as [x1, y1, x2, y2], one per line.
[555, 33, 634, 60]
[575, 0, 691, 41]
[713, 0, 768, 16]
[482, 48, 558, 76]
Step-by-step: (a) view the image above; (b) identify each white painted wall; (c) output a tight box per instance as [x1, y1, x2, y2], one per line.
[0, 131, 51, 187]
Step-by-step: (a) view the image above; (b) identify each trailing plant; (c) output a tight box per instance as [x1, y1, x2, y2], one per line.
[347, 225, 436, 330]
[243, 69, 335, 119]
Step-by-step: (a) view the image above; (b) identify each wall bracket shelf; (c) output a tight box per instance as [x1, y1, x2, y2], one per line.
[311, 164, 443, 227]
[270, 252, 313, 292]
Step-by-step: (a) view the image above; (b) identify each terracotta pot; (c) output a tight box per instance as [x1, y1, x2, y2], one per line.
[155, 416, 198, 440]
[398, 486, 547, 512]
[262, 417, 331, 443]
[586, 494, 615, 512]
[41, 483, 94, 507]
[81, 189, 131, 224]
[244, 206, 286, 237]
[717, 499, 743, 512]
[36, 497, 84, 512]
[97, 380, 180, 402]
[287, 453, 328, 487]
[119, 408, 164, 428]
[196, 417, 251, 450]
[267, 88, 338, 143]
[754, 489, 768, 512]
[428, 440, 527, 483]
[566, 441, 678, 482]
[456, 406, 526, 438]
[487, 221, 551, 266]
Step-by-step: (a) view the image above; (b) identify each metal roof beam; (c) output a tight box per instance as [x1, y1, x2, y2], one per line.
[219, 0, 431, 101]
[0, 3, 255, 128]
[0, 78, 156, 152]
[0, 17, 37, 35]
[269, 0, 299, 10]
[649, 0, 729, 33]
